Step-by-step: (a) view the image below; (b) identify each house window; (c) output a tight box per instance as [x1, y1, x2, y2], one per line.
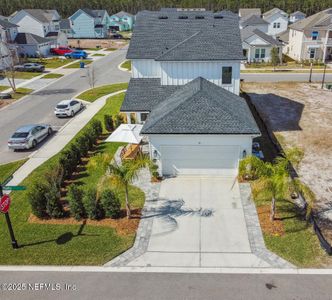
[140, 113, 149, 122]
[255, 48, 260, 59]
[255, 48, 266, 59]
[273, 22, 280, 28]
[311, 31, 319, 40]
[222, 67, 232, 84]
[309, 48, 316, 59]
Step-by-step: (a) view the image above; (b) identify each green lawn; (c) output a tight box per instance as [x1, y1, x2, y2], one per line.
[77, 82, 128, 102]
[64, 60, 92, 69]
[84, 48, 102, 51]
[0, 85, 9, 92]
[0, 92, 145, 265]
[14, 72, 42, 79]
[42, 73, 64, 79]
[92, 53, 106, 57]
[120, 60, 131, 71]
[28, 58, 74, 69]
[0, 159, 28, 184]
[104, 48, 117, 51]
[251, 183, 326, 267]
[11, 87, 34, 100]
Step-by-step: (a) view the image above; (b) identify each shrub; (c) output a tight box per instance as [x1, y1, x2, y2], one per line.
[67, 185, 85, 220]
[75, 134, 90, 156]
[104, 114, 114, 132]
[45, 185, 64, 218]
[238, 155, 268, 180]
[27, 181, 49, 218]
[100, 189, 121, 218]
[82, 187, 104, 220]
[59, 150, 76, 179]
[115, 114, 124, 128]
[91, 119, 102, 136]
[69, 143, 81, 166]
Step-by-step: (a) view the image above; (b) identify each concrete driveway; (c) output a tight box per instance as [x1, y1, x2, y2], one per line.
[126, 176, 273, 268]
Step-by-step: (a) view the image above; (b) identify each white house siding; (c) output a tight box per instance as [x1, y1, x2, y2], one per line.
[71, 12, 95, 38]
[265, 14, 288, 36]
[132, 59, 161, 78]
[160, 61, 241, 95]
[242, 35, 278, 62]
[11, 13, 45, 37]
[56, 32, 68, 46]
[18, 42, 52, 57]
[287, 29, 304, 60]
[148, 134, 255, 176]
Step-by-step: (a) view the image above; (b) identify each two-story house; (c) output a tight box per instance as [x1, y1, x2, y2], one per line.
[0, 17, 18, 43]
[263, 8, 288, 36]
[9, 9, 67, 46]
[287, 8, 332, 62]
[0, 17, 19, 70]
[289, 11, 306, 24]
[119, 10, 260, 177]
[69, 9, 109, 38]
[109, 11, 134, 31]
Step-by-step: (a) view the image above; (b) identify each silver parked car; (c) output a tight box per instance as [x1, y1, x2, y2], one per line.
[8, 124, 52, 150]
[14, 63, 45, 72]
[54, 99, 83, 117]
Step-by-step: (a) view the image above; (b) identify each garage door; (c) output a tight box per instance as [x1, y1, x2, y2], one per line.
[160, 145, 240, 176]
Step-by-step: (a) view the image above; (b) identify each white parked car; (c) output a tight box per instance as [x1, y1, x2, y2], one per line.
[8, 124, 52, 150]
[54, 99, 83, 117]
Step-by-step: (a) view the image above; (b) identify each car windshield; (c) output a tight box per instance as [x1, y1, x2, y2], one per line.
[12, 132, 29, 138]
[56, 104, 68, 109]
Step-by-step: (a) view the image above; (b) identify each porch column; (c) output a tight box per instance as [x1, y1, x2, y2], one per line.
[126, 113, 131, 124]
[136, 112, 142, 124]
[248, 47, 251, 63]
[323, 30, 330, 63]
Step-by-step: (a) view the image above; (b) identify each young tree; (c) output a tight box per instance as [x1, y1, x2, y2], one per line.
[107, 154, 151, 218]
[271, 47, 280, 71]
[87, 64, 96, 92]
[0, 41, 19, 92]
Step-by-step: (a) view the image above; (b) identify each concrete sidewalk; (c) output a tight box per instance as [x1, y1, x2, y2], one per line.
[7, 89, 126, 187]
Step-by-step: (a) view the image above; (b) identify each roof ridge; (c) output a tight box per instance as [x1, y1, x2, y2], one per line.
[155, 31, 201, 60]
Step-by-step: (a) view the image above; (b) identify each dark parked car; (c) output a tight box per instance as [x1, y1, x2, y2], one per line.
[14, 63, 45, 72]
[111, 33, 123, 39]
[0, 93, 12, 99]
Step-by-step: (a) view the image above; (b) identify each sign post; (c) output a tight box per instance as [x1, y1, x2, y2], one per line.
[0, 180, 19, 249]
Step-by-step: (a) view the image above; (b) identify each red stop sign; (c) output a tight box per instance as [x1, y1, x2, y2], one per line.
[0, 194, 11, 214]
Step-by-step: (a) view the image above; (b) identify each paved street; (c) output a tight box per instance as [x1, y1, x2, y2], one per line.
[0, 48, 130, 164]
[241, 72, 332, 82]
[1, 270, 332, 300]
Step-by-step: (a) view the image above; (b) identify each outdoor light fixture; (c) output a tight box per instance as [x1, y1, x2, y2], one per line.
[243, 150, 247, 158]
[153, 150, 158, 159]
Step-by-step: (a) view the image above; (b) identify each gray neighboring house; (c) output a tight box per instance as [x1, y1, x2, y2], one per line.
[239, 8, 261, 19]
[240, 14, 269, 33]
[0, 17, 19, 70]
[120, 10, 260, 177]
[241, 26, 283, 62]
[59, 19, 73, 36]
[14, 32, 54, 57]
[289, 11, 306, 23]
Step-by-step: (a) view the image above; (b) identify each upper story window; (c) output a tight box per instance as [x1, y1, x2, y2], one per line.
[222, 67, 232, 85]
[273, 22, 280, 29]
[311, 31, 319, 40]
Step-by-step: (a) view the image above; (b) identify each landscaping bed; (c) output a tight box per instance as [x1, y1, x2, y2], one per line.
[77, 83, 128, 102]
[0, 92, 145, 265]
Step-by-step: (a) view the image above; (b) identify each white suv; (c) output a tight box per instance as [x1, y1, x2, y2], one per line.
[54, 99, 83, 117]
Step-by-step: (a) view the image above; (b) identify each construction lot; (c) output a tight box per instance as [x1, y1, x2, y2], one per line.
[242, 82, 332, 242]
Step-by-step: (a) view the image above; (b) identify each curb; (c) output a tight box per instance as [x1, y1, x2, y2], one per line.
[118, 60, 132, 73]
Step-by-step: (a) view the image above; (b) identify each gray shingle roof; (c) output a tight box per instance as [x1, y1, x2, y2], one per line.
[290, 11, 306, 17]
[121, 78, 180, 112]
[127, 10, 244, 61]
[141, 77, 260, 135]
[113, 11, 133, 18]
[241, 26, 282, 46]
[14, 32, 51, 44]
[22, 9, 59, 23]
[290, 8, 332, 31]
[240, 15, 268, 27]
[263, 8, 288, 19]
[0, 18, 18, 29]
[82, 9, 108, 20]
[60, 19, 71, 30]
[239, 8, 261, 18]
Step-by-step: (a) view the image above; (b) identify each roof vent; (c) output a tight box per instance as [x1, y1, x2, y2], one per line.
[179, 15, 188, 19]
[214, 15, 223, 19]
[195, 15, 205, 19]
[158, 15, 168, 19]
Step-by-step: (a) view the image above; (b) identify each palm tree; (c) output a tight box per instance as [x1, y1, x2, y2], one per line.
[108, 154, 151, 219]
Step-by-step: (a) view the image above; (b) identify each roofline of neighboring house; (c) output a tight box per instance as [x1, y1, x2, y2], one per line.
[69, 9, 95, 21]
[13, 9, 51, 25]
[140, 132, 261, 136]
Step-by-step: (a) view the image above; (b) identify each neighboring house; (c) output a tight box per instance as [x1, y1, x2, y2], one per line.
[120, 10, 260, 177]
[278, 29, 290, 54]
[69, 9, 109, 38]
[288, 8, 332, 62]
[239, 8, 261, 19]
[0, 17, 19, 43]
[241, 26, 283, 62]
[9, 9, 67, 46]
[109, 11, 134, 31]
[59, 19, 73, 36]
[14, 32, 55, 57]
[289, 11, 306, 23]
[240, 15, 269, 33]
[263, 8, 288, 36]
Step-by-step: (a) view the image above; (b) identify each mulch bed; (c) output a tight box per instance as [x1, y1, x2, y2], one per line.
[257, 205, 285, 237]
[28, 208, 142, 236]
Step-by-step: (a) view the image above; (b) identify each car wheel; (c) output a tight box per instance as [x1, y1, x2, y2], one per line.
[71, 110, 74, 117]
[80, 103, 84, 110]
[48, 128, 52, 136]
[32, 140, 37, 148]
[80, 56, 84, 59]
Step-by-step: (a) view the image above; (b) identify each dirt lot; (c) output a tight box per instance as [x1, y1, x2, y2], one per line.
[68, 39, 127, 49]
[242, 82, 332, 236]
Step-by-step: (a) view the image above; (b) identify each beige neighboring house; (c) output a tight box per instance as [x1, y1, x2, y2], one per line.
[287, 8, 332, 62]
[238, 8, 261, 19]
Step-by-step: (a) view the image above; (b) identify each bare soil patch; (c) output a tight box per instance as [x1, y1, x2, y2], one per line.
[28, 209, 141, 236]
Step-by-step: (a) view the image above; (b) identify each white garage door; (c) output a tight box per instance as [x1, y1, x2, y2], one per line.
[161, 145, 240, 176]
